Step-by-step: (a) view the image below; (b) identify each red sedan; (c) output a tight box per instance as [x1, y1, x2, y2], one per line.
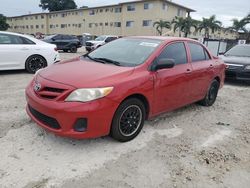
[25, 37, 226, 142]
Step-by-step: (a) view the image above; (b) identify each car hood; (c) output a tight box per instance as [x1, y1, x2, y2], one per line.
[219, 55, 250, 65]
[38, 57, 135, 88]
[87, 40, 104, 44]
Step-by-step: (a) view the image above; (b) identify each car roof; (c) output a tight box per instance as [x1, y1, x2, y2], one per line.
[126, 36, 199, 43]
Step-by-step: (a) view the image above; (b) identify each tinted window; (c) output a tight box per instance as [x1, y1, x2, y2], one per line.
[0, 34, 34, 45]
[188, 43, 207, 62]
[158, 42, 187, 65]
[53, 35, 62, 40]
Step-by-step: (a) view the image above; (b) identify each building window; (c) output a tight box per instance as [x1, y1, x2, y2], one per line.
[177, 9, 183, 16]
[144, 3, 153, 10]
[105, 8, 109, 12]
[30, 17, 33, 20]
[26, 25, 29, 29]
[41, 25, 44, 29]
[36, 25, 39, 29]
[25, 17, 28, 20]
[100, 23, 103, 26]
[61, 24, 67, 28]
[89, 10, 95, 15]
[100, 9, 103, 13]
[41, 15, 44, 19]
[89, 23, 93, 28]
[35, 16, 38, 19]
[115, 7, 122, 13]
[143, 20, 152, 27]
[78, 24, 82, 28]
[114, 22, 121, 27]
[127, 4, 135, 11]
[105, 22, 109, 26]
[162, 3, 168, 10]
[126, 21, 134, 27]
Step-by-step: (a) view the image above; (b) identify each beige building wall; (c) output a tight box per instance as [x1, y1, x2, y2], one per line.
[6, 0, 237, 39]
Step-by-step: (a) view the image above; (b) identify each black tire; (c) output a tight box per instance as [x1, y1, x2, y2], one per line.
[63, 49, 68, 52]
[25, 55, 47, 74]
[70, 46, 77, 53]
[110, 98, 146, 142]
[199, 79, 220, 106]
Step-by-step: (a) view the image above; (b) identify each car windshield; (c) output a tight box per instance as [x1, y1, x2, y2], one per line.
[225, 45, 250, 57]
[87, 38, 162, 66]
[95, 36, 107, 41]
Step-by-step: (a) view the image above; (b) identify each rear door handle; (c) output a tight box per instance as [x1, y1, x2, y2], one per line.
[186, 69, 192, 74]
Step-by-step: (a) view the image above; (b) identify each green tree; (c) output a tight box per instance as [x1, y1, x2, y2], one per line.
[172, 16, 198, 37]
[197, 15, 222, 39]
[39, 0, 77, 12]
[153, 20, 171, 36]
[0, 14, 9, 31]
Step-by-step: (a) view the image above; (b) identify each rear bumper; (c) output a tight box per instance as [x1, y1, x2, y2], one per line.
[25, 84, 120, 139]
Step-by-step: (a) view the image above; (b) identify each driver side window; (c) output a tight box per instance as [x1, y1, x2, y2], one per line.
[158, 42, 187, 65]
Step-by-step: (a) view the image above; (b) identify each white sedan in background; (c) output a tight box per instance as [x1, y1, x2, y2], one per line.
[0, 31, 60, 73]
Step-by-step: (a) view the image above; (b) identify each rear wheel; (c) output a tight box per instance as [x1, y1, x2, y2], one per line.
[25, 55, 47, 74]
[110, 98, 146, 142]
[70, 46, 77, 53]
[199, 79, 220, 106]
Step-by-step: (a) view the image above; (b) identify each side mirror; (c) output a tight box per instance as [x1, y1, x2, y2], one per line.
[52, 38, 56, 41]
[154, 58, 175, 71]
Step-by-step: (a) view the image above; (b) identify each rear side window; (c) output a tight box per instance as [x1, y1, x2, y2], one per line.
[188, 42, 210, 62]
[0, 34, 34, 45]
[158, 42, 187, 65]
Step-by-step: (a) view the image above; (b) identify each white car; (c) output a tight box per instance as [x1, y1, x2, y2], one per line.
[85, 35, 118, 52]
[0, 31, 60, 73]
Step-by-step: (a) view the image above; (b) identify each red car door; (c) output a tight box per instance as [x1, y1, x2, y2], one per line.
[152, 42, 193, 115]
[186, 42, 214, 101]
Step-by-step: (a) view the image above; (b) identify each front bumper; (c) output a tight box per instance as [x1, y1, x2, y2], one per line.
[225, 69, 250, 81]
[25, 83, 119, 139]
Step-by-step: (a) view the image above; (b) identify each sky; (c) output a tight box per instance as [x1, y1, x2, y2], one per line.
[0, 0, 249, 27]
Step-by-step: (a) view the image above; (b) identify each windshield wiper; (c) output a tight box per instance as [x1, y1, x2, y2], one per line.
[94, 58, 121, 66]
[84, 54, 106, 64]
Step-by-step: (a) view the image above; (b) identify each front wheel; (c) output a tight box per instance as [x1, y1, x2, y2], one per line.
[198, 79, 220, 106]
[25, 55, 47, 74]
[110, 98, 146, 142]
[70, 46, 77, 53]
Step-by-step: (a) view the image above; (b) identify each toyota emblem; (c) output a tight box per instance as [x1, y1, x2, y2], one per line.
[34, 83, 42, 92]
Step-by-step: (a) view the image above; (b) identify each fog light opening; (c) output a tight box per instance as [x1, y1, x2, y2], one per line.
[73, 118, 88, 132]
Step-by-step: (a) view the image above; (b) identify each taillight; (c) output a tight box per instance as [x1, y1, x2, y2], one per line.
[54, 47, 58, 51]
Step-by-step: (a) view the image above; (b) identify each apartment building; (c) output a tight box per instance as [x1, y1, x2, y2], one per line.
[7, 0, 194, 36]
[6, 0, 238, 39]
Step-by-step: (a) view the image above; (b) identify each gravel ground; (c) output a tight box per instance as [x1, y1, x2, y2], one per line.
[0, 48, 250, 188]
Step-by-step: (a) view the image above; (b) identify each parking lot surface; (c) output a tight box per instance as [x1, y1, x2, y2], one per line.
[0, 48, 250, 188]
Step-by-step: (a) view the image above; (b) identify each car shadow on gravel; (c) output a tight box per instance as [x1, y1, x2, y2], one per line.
[0, 70, 30, 75]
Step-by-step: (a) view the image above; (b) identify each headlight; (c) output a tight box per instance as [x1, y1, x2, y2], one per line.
[245, 65, 250, 70]
[65, 87, 113, 102]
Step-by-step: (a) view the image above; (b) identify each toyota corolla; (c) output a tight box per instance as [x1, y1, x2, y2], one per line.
[25, 37, 226, 142]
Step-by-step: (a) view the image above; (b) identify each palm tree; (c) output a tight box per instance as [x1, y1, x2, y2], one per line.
[172, 16, 198, 37]
[227, 18, 248, 33]
[197, 15, 222, 39]
[153, 20, 171, 36]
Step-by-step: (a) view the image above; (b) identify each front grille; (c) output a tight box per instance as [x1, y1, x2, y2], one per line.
[28, 105, 61, 130]
[44, 87, 65, 93]
[86, 42, 94, 47]
[34, 85, 67, 100]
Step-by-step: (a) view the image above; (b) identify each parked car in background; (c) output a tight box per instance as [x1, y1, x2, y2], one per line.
[219, 44, 250, 81]
[26, 36, 225, 142]
[85, 35, 118, 52]
[0, 31, 60, 73]
[43, 34, 82, 53]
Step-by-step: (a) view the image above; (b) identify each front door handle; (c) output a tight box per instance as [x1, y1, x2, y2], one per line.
[21, 47, 29, 51]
